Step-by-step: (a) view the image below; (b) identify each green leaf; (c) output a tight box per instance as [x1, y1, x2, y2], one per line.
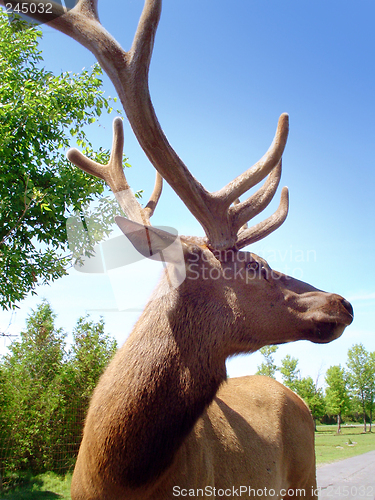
[0, 10, 127, 310]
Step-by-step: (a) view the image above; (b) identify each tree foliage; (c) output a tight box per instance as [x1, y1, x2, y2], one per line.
[0, 301, 117, 474]
[293, 375, 325, 428]
[366, 352, 375, 431]
[68, 315, 117, 400]
[256, 346, 278, 379]
[0, 301, 66, 471]
[280, 354, 300, 393]
[56, 315, 118, 463]
[279, 354, 325, 426]
[324, 365, 351, 432]
[0, 12, 124, 310]
[346, 344, 375, 432]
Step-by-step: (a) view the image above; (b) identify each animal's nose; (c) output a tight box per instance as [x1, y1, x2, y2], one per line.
[341, 298, 354, 320]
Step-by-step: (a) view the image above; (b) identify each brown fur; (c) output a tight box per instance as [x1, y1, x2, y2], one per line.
[156, 376, 317, 500]
[71, 244, 352, 499]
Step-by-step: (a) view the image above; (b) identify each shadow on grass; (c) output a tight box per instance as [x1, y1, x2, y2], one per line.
[1, 473, 64, 500]
[1, 491, 62, 500]
[317, 430, 371, 437]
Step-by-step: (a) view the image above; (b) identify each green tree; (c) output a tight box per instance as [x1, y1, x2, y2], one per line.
[0, 304, 118, 474]
[0, 363, 11, 478]
[56, 315, 117, 468]
[0, 12, 124, 310]
[325, 365, 351, 433]
[280, 354, 300, 393]
[67, 315, 117, 401]
[256, 346, 278, 379]
[0, 300, 66, 472]
[347, 344, 374, 432]
[297, 376, 325, 430]
[366, 352, 375, 432]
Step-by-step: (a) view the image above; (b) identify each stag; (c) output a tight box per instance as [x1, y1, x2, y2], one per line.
[3, 1, 354, 498]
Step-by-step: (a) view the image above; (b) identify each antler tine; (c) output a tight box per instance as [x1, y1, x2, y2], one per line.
[235, 187, 289, 249]
[214, 114, 289, 207]
[144, 172, 163, 219]
[74, 0, 99, 20]
[230, 161, 282, 233]
[67, 118, 151, 225]
[67, 117, 126, 192]
[232, 198, 248, 232]
[129, 0, 162, 68]
[67, 117, 126, 191]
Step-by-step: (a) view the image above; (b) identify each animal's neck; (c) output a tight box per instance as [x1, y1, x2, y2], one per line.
[87, 285, 227, 490]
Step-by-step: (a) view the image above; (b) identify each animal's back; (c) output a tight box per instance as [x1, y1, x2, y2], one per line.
[155, 375, 316, 499]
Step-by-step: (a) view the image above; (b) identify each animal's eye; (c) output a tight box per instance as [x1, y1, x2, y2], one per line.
[246, 260, 269, 280]
[246, 261, 260, 272]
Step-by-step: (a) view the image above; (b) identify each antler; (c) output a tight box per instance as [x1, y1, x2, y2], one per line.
[5, 0, 290, 250]
[67, 117, 162, 226]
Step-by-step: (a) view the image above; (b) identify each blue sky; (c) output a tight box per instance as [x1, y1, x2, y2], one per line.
[1, 0, 374, 385]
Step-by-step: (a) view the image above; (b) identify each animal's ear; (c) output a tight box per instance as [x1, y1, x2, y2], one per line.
[115, 216, 188, 264]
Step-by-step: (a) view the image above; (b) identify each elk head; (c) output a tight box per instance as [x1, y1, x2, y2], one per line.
[67, 114, 353, 354]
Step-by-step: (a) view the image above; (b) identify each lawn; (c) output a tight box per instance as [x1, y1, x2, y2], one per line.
[0, 472, 72, 500]
[1, 426, 375, 498]
[315, 424, 375, 466]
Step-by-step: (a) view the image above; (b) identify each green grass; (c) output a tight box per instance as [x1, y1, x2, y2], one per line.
[1, 426, 375, 498]
[315, 424, 375, 466]
[0, 472, 72, 500]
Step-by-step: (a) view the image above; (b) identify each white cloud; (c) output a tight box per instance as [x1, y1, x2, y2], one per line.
[348, 292, 375, 302]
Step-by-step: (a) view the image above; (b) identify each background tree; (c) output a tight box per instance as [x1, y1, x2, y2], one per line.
[0, 12, 125, 310]
[324, 365, 351, 433]
[0, 302, 117, 474]
[256, 346, 278, 379]
[62, 314, 117, 403]
[365, 352, 375, 432]
[280, 354, 300, 393]
[0, 300, 66, 472]
[0, 363, 11, 484]
[280, 355, 326, 428]
[297, 376, 325, 430]
[347, 344, 373, 432]
[54, 315, 117, 469]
